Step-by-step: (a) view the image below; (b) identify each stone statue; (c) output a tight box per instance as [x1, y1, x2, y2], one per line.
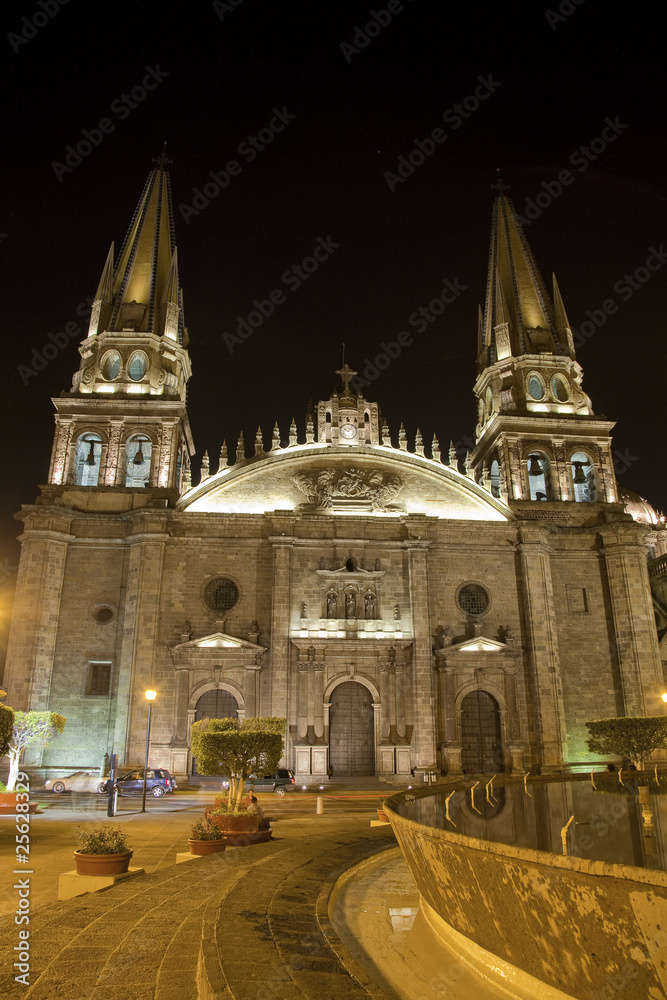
[364, 591, 376, 619]
[300, 602, 307, 619]
[394, 604, 400, 620]
[345, 591, 357, 619]
[326, 592, 337, 618]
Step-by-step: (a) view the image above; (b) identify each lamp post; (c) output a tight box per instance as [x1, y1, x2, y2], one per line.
[141, 689, 157, 813]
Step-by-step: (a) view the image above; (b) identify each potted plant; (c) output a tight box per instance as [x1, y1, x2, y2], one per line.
[190, 715, 284, 846]
[188, 817, 228, 855]
[74, 825, 132, 876]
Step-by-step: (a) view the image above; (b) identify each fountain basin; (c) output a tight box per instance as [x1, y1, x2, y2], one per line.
[384, 782, 667, 1000]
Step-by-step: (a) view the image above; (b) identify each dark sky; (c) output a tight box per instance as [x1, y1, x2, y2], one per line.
[1, 0, 666, 580]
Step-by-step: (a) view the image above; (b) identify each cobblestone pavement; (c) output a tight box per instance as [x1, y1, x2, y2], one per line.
[0, 784, 400, 999]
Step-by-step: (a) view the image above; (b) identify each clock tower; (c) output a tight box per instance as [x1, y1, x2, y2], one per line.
[317, 364, 382, 445]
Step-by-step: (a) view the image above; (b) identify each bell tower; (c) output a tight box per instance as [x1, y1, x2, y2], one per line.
[47, 154, 194, 494]
[471, 183, 618, 505]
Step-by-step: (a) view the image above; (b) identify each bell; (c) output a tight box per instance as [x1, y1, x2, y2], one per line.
[573, 461, 586, 484]
[84, 440, 96, 466]
[528, 455, 542, 476]
[133, 442, 145, 465]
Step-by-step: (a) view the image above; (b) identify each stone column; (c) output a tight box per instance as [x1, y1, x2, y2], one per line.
[516, 526, 567, 770]
[395, 659, 406, 739]
[379, 663, 390, 740]
[600, 523, 665, 716]
[388, 665, 398, 736]
[244, 663, 261, 718]
[405, 538, 437, 770]
[313, 663, 325, 740]
[269, 538, 293, 722]
[297, 663, 309, 740]
[104, 420, 124, 486]
[3, 518, 73, 711]
[48, 419, 72, 485]
[112, 515, 168, 762]
[173, 670, 190, 743]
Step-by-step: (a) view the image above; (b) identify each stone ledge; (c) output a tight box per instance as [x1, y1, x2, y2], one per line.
[57, 866, 145, 900]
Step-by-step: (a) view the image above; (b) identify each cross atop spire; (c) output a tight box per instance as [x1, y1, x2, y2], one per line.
[336, 363, 357, 392]
[152, 142, 173, 170]
[490, 177, 510, 194]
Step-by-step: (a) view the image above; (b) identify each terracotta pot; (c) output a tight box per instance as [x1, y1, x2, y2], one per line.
[73, 850, 133, 876]
[0, 792, 39, 815]
[204, 809, 259, 833]
[188, 838, 227, 856]
[377, 808, 389, 823]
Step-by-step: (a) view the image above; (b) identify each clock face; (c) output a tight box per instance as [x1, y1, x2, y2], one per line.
[340, 423, 357, 440]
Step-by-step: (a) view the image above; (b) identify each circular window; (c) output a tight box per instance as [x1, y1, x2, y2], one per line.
[457, 583, 490, 616]
[92, 604, 115, 624]
[551, 375, 569, 402]
[128, 351, 147, 381]
[101, 351, 121, 380]
[527, 374, 544, 400]
[203, 577, 240, 613]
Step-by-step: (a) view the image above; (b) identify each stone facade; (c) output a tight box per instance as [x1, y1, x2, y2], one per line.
[3, 169, 666, 782]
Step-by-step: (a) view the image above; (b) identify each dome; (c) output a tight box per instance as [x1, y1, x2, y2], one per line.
[620, 487, 664, 526]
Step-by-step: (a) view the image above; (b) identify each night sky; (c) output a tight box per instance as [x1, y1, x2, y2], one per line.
[1, 0, 666, 595]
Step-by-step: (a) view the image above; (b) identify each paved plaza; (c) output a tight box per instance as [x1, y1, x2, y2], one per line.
[0, 781, 403, 999]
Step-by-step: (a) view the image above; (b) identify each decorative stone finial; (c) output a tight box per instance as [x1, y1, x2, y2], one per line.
[255, 427, 263, 456]
[306, 415, 314, 444]
[432, 434, 441, 463]
[382, 421, 391, 447]
[448, 440, 458, 469]
[271, 422, 281, 451]
[415, 428, 424, 456]
[398, 423, 407, 452]
[219, 440, 228, 468]
[235, 432, 245, 464]
[200, 450, 210, 481]
[289, 419, 298, 447]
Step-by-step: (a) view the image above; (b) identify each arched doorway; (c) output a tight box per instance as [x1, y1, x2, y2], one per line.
[460, 690, 503, 774]
[329, 681, 374, 776]
[192, 688, 239, 774]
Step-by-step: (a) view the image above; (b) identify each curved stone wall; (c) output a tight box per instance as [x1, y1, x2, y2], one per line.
[384, 787, 667, 1000]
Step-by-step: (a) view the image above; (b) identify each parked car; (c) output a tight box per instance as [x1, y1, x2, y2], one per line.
[221, 768, 295, 795]
[114, 768, 176, 797]
[44, 771, 107, 794]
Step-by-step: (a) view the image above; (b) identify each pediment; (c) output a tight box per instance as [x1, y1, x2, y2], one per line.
[173, 631, 266, 652]
[178, 445, 510, 522]
[171, 632, 266, 670]
[452, 636, 509, 653]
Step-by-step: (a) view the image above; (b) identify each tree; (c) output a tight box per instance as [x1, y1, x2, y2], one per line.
[190, 716, 285, 812]
[6, 711, 66, 790]
[586, 717, 667, 769]
[0, 704, 14, 760]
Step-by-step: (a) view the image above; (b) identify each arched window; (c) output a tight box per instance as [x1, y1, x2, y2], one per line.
[125, 435, 152, 487]
[527, 452, 551, 501]
[75, 433, 102, 486]
[489, 459, 501, 499]
[571, 451, 597, 502]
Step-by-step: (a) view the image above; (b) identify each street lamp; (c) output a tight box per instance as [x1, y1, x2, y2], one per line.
[141, 689, 157, 813]
[662, 694, 667, 704]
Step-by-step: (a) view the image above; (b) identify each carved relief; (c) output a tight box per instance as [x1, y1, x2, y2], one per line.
[292, 466, 403, 512]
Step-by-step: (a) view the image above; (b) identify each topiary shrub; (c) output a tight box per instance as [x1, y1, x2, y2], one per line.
[586, 717, 667, 769]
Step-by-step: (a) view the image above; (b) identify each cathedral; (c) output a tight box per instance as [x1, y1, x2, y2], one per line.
[4, 163, 667, 783]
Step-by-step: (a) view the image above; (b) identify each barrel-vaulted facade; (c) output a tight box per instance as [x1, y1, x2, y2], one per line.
[4, 165, 666, 782]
